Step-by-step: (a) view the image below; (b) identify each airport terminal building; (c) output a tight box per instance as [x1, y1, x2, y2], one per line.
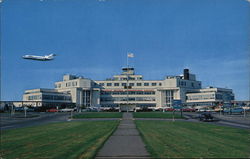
[23, 68, 234, 111]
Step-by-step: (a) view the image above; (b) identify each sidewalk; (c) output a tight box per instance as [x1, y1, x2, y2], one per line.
[95, 112, 150, 159]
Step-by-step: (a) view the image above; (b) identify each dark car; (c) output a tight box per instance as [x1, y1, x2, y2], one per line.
[199, 112, 214, 122]
[14, 107, 24, 112]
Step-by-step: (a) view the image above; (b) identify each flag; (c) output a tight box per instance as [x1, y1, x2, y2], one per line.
[127, 53, 134, 58]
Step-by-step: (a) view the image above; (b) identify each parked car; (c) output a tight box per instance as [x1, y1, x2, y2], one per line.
[182, 108, 196, 112]
[223, 108, 244, 114]
[60, 108, 74, 112]
[166, 108, 174, 111]
[14, 107, 24, 112]
[198, 112, 214, 122]
[46, 108, 58, 112]
[26, 108, 35, 112]
[86, 107, 99, 112]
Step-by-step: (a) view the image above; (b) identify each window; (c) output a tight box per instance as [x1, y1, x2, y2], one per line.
[114, 83, 119, 86]
[144, 83, 149, 86]
[107, 83, 112, 86]
[99, 83, 104, 86]
[129, 83, 134, 86]
[159, 83, 162, 86]
[137, 83, 142, 86]
[122, 83, 127, 86]
[129, 91, 136, 95]
[136, 91, 143, 94]
[113, 92, 120, 95]
[72, 81, 77, 86]
[152, 83, 157, 86]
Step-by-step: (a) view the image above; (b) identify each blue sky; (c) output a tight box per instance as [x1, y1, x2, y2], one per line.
[1, 0, 250, 101]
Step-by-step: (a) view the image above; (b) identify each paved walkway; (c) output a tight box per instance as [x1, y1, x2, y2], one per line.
[95, 113, 150, 159]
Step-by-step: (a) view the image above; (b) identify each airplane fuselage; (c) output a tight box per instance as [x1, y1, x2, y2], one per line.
[22, 54, 55, 61]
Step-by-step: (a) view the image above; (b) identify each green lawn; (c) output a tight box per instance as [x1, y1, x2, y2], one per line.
[133, 112, 184, 118]
[136, 121, 250, 158]
[1, 121, 119, 159]
[73, 112, 122, 118]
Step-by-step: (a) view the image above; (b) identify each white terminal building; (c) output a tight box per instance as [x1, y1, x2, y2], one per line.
[23, 68, 234, 111]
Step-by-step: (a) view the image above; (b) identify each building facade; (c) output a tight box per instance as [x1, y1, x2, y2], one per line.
[23, 68, 234, 111]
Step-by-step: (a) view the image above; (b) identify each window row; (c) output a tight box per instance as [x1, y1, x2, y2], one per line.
[28, 95, 42, 100]
[101, 91, 155, 95]
[98, 82, 161, 87]
[100, 97, 156, 102]
[55, 81, 78, 88]
[28, 95, 72, 101]
[187, 94, 215, 100]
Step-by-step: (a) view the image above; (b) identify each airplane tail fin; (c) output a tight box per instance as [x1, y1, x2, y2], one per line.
[48, 54, 56, 57]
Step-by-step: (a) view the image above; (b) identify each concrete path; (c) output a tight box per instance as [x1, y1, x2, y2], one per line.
[95, 113, 150, 159]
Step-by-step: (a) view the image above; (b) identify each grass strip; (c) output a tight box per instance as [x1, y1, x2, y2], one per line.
[133, 112, 184, 119]
[136, 120, 250, 158]
[1, 121, 119, 159]
[73, 112, 122, 118]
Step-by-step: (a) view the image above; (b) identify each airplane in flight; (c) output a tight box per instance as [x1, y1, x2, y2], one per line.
[22, 54, 56, 61]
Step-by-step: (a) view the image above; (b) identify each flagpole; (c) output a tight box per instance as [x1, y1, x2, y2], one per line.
[126, 53, 129, 112]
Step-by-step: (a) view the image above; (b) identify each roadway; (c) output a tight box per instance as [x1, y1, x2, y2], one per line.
[182, 112, 250, 129]
[0, 112, 71, 130]
[1, 112, 249, 130]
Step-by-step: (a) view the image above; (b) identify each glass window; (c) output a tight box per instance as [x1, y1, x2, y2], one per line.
[113, 91, 120, 95]
[114, 83, 119, 86]
[152, 83, 157, 86]
[136, 91, 143, 94]
[107, 83, 112, 86]
[159, 83, 162, 86]
[129, 83, 134, 86]
[99, 83, 104, 86]
[122, 83, 127, 86]
[129, 91, 135, 95]
[144, 83, 149, 86]
[137, 83, 142, 86]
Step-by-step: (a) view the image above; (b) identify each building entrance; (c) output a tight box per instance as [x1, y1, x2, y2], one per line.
[119, 104, 136, 112]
